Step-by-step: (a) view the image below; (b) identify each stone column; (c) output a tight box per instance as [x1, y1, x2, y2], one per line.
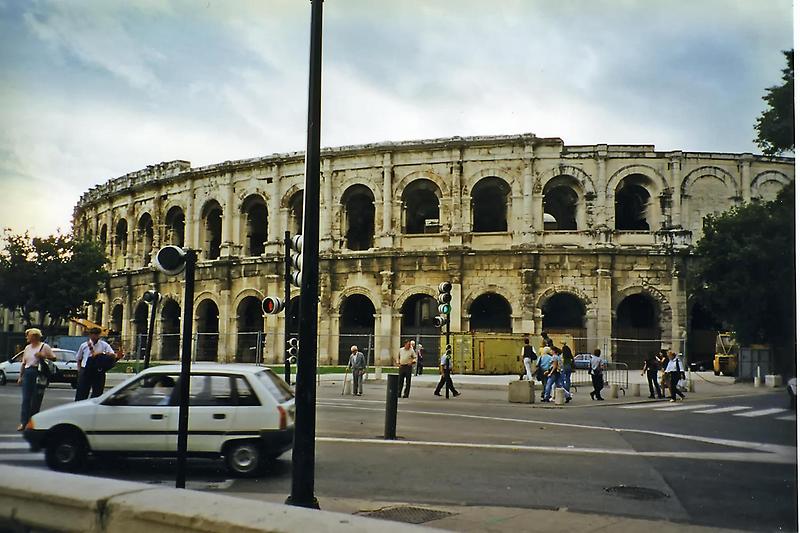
[595, 147, 609, 228]
[320, 159, 334, 252]
[379, 153, 393, 246]
[124, 203, 135, 270]
[218, 288, 233, 362]
[595, 255, 613, 350]
[326, 313, 340, 365]
[668, 154, 683, 228]
[268, 164, 282, 246]
[187, 178, 198, 251]
[220, 173, 236, 257]
[670, 261, 687, 351]
[449, 148, 464, 245]
[739, 154, 753, 203]
[523, 144, 535, 235]
[377, 270, 394, 365]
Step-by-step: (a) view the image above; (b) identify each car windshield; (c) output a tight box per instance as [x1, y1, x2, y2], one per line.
[254, 370, 294, 402]
[52, 350, 76, 362]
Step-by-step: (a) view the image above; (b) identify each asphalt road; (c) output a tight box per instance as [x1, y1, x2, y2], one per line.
[0, 380, 796, 531]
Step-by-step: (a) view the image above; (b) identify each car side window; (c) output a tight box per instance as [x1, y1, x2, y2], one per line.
[234, 377, 261, 406]
[189, 375, 234, 407]
[107, 373, 177, 406]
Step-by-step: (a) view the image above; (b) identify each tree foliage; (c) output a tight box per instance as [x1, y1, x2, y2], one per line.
[689, 185, 795, 366]
[0, 232, 109, 333]
[754, 50, 794, 156]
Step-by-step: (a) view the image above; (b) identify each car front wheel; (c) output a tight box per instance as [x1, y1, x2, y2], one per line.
[45, 429, 88, 472]
[0, 371, 6, 386]
[224, 441, 264, 477]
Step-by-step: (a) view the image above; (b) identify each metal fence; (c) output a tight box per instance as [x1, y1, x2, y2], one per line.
[567, 362, 630, 392]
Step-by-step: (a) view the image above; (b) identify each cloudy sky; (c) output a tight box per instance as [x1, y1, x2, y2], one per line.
[0, 0, 793, 236]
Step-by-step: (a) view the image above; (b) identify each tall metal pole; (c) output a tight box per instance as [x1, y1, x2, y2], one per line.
[175, 250, 196, 489]
[143, 293, 159, 370]
[286, 0, 323, 510]
[284, 230, 291, 385]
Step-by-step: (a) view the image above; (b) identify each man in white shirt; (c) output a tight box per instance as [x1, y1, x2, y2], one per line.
[395, 339, 417, 398]
[75, 327, 118, 401]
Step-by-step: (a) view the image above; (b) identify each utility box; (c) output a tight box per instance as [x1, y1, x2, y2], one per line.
[508, 380, 536, 404]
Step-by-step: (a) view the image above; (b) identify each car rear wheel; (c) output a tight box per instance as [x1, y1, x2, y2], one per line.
[45, 429, 88, 472]
[0, 371, 6, 386]
[224, 441, 264, 477]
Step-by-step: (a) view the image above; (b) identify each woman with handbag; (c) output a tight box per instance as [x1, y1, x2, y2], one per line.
[17, 328, 56, 431]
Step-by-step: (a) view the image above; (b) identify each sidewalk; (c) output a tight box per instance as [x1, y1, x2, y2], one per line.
[231, 492, 748, 533]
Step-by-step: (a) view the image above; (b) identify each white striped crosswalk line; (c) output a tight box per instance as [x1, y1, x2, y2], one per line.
[654, 403, 714, 412]
[734, 408, 788, 418]
[0, 453, 43, 463]
[692, 406, 752, 414]
[776, 413, 796, 421]
[619, 402, 670, 409]
[0, 442, 32, 450]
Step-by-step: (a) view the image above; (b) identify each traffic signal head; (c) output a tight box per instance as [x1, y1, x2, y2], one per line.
[153, 245, 187, 276]
[288, 234, 303, 288]
[437, 281, 452, 312]
[432, 314, 449, 328]
[142, 290, 159, 305]
[262, 296, 284, 315]
[438, 303, 451, 315]
[438, 281, 452, 294]
[287, 337, 299, 358]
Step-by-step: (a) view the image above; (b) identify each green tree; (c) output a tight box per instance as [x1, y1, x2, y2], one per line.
[754, 50, 794, 155]
[0, 231, 109, 333]
[689, 184, 795, 373]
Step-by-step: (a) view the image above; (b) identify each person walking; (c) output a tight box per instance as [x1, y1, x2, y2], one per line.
[543, 346, 572, 403]
[519, 337, 536, 381]
[657, 349, 670, 398]
[642, 352, 664, 399]
[395, 339, 417, 398]
[410, 340, 419, 375]
[347, 345, 367, 396]
[17, 328, 56, 431]
[540, 331, 554, 349]
[589, 348, 605, 400]
[665, 351, 686, 402]
[537, 346, 553, 400]
[415, 343, 425, 376]
[561, 341, 574, 393]
[75, 327, 122, 401]
[434, 345, 460, 398]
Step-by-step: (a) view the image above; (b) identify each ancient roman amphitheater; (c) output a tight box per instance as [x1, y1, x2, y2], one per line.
[72, 134, 793, 370]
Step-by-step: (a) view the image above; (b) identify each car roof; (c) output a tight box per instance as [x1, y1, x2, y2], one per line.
[138, 363, 271, 375]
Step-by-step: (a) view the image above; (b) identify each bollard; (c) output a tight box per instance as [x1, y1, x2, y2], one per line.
[631, 383, 641, 397]
[554, 387, 565, 405]
[343, 379, 352, 396]
[384, 374, 399, 440]
[374, 366, 382, 381]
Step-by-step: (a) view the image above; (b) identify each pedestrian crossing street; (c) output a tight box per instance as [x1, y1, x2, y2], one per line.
[619, 402, 796, 421]
[0, 433, 44, 465]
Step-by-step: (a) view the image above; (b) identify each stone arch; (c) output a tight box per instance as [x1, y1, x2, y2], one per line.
[240, 193, 269, 256]
[164, 205, 186, 247]
[232, 288, 265, 312]
[199, 199, 223, 260]
[614, 284, 671, 318]
[236, 187, 270, 205]
[681, 166, 739, 198]
[393, 286, 437, 313]
[159, 297, 181, 360]
[338, 292, 377, 364]
[401, 178, 443, 234]
[535, 285, 592, 311]
[136, 212, 155, 266]
[398, 291, 440, 358]
[465, 168, 521, 197]
[340, 184, 376, 250]
[235, 294, 264, 363]
[193, 291, 221, 309]
[468, 292, 512, 333]
[536, 165, 597, 197]
[612, 172, 664, 231]
[751, 170, 791, 201]
[463, 285, 520, 319]
[541, 175, 586, 231]
[337, 177, 382, 204]
[394, 170, 449, 199]
[280, 183, 305, 209]
[606, 164, 669, 197]
[336, 286, 381, 314]
[470, 176, 512, 232]
[281, 186, 304, 236]
[194, 297, 220, 361]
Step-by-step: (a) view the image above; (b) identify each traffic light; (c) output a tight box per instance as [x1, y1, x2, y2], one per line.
[433, 314, 448, 328]
[142, 290, 159, 305]
[153, 245, 187, 276]
[288, 234, 303, 288]
[286, 337, 299, 363]
[262, 296, 285, 315]
[433, 281, 452, 328]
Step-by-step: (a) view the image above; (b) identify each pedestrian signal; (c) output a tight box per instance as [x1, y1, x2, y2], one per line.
[433, 314, 449, 328]
[153, 245, 187, 276]
[262, 296, 284, 315]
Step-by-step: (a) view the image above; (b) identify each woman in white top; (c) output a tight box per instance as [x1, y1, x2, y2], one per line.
[17, 328, 55, 431]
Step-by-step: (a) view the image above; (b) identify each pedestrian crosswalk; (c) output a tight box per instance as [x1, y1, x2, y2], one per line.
[0, 434, 43, 466]
[619, 401, 795, 421]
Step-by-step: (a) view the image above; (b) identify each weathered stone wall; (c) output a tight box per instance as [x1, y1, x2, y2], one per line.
[72, 135, 794, 366]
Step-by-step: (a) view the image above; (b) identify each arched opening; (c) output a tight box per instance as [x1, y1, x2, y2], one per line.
[195, 299, 219, 361]
[201, 201, 223, 260]
[164, 206, 185, 247]
[613, 293, 660, 366]
[338, 294, 376, 365]
[159, 299, 181, 360]
[137, 213, 154, 266]
[469, 293, 512, 332]
[133, 301, 149, 359]
[542, 293, 587, 352]
[400, 293, 440, 359]
[289, 191, 304, 237]
[110, 304, 124, 336]
[241, 196, 268, 257]
[402, 179, 440, 234]
[342, 185, 375, 251]
[543, 178, 579, 230]
[99, 224, 108, 250]
[114, 219, 128, 265]
[236, 296, 264, 363]
[471, 177, 511, 233]
[615, 174, 654, 231]
[687, 302, 722, 371]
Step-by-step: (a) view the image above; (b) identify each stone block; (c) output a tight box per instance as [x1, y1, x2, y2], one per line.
[765, 375, 783, 388]
[508, 380, 536, 403]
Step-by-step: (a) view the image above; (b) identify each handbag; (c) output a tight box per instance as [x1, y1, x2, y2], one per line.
[36, 360, 52, 387]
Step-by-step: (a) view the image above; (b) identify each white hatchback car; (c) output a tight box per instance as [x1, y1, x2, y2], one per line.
[0, 349, 79, 387]
[23, 364, 295, 476]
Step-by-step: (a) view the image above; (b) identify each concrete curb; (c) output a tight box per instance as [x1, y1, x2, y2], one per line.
[0, 465, 435, 533]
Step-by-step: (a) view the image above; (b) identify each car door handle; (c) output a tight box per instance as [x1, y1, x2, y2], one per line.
[213, 413, 226, 420]
[150, 414, 164, 420]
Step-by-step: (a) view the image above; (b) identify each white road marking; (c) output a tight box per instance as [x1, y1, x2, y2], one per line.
[692, 406, 752, 414]
[0, 453, 42, 462]
[653, 404, 714, 412]
[776, 414, 797, 421]
[315, 437, 794, 464]
[735, 408, 788, 418]
[0, 442, 31, 450]
[619, 402, 670, 409]
[0, 434, 24, 439]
